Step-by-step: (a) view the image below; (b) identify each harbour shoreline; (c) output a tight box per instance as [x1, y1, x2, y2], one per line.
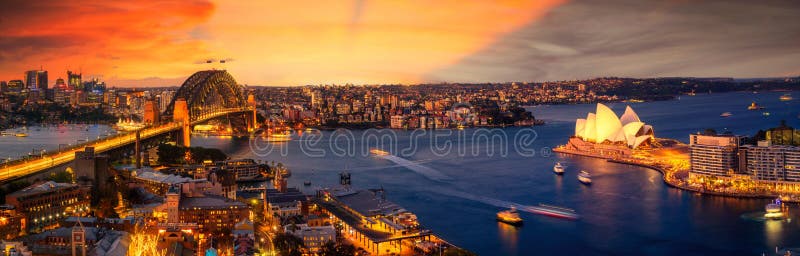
[552, 147, 791, 201]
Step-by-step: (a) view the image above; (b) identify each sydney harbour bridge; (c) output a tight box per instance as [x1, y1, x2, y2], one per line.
[0, 70, 257, 183]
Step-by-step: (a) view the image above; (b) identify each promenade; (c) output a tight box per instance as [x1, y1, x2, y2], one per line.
[553, 143, 795, 200]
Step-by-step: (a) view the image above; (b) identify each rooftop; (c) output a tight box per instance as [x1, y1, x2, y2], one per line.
[334, 189, 406, 218]
[132, 169, 193, 185]
[178, 194, 246, 210]
[265, 188, 306, 204]
[8, 181, 78, 197]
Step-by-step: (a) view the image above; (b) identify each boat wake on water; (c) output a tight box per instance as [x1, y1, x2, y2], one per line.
[432, 188, 580, 220]
[371, 150, 579, 220]
[374, 153, 455, 182]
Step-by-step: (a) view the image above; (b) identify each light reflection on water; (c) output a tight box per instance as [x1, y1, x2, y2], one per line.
[497, 222, 519, 252]
[188, 91, 800, 255]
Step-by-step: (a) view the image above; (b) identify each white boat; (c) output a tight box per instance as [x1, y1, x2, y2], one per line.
[720, 112, 733, 118]
[578, 171, 592, 185]
[553, 162, 565, 175]
[496, 206, 523, 226]
[764, 198, 783, 219]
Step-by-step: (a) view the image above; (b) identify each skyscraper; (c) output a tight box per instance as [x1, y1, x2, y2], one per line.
[24, 70, 47, 91]
[689, 133, 743, 178]
[68, 70, 82, 90]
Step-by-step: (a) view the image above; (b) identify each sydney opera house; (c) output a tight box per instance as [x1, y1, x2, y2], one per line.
[565, 103, 655, 156]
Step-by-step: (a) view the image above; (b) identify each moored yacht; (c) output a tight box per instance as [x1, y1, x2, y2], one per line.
[578, 171, 592, 185]
[496, 206, 523, 226]
[553, 162, 565, 175]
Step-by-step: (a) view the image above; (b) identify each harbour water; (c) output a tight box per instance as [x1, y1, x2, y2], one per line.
[193, 91, 800, 255]
[3, 91, 799, 254]
[0, 124, 116, 161]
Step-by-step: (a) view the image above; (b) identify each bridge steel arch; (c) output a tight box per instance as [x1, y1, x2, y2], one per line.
[163, 70, 247, 121]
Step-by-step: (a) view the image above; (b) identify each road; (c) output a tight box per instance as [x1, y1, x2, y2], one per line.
[0, 108, 248, 183]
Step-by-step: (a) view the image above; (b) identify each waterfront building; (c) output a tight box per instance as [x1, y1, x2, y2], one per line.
[740, 141, 800, 184]
[316, 188, 434, 255]
[5, 181, 90, 232]
[284, 224, 336, 253]
[573, 103, 654, 149]
[216, 159, 264, 181]
[130, 168, 193, 196]
[689, 133, 743, 178]
[390, 115, 405, 129]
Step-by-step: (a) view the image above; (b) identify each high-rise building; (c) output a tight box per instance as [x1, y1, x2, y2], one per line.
[6, 80, 23, 93]
[24, 70, 47, 91]
[740, 141, 800, 183]
[68, 71, 82, 90]
[689, 133, 743, 178]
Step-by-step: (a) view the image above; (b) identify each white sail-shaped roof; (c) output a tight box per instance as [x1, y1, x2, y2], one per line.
[622, 122, 645, 146]
[619, 106, 641, 126]
[575, 119, 586, 137]
[572, 104, 654, 149]
[633, 135, 651, 149]
[584, 113, 596, 142]
[595, 103, 623, 143]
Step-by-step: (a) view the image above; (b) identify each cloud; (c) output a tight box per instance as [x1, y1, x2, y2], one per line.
[204, 0, 566, 85]
[0, 0, 215, 86]
[426, 0, 800, 82]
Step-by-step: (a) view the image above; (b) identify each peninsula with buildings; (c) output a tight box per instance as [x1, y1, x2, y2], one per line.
[556, 103, 800, 203]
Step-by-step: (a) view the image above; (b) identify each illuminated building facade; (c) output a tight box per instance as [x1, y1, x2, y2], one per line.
[5, 181, 90, 232]
[689, 134, 743, 178]
[740, 141, 800, 182]
[573, 103, 654, 149]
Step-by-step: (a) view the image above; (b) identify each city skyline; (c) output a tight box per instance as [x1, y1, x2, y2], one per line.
[2, 0, 799, 87]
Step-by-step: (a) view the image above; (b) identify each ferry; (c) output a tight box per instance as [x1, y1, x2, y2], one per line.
[779, 93, 793, 101]
[14, 133, 28, 137]
[553, 162, 565, 175]
[747, 102, 764, 110]
[496, 206, 523, 226]
[578, 171, 592, 185]
[370, 148, 390, 156]
[764, 198, 784, 219]
[720, 112, 733, 118]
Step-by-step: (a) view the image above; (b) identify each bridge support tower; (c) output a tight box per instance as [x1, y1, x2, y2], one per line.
[173, 98, 191, 147]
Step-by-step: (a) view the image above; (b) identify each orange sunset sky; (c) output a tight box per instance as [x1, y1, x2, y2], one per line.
[1, 0, 798, 87]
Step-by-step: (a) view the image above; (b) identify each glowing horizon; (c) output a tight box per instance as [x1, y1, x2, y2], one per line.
[1, 0, 798, 87]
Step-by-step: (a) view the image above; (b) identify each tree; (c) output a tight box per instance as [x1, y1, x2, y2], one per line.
[156, 143, 185, 164]
[320, 241, 356, 256]
[273, 233, 304, 256]
[49, 170, 74, 183]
